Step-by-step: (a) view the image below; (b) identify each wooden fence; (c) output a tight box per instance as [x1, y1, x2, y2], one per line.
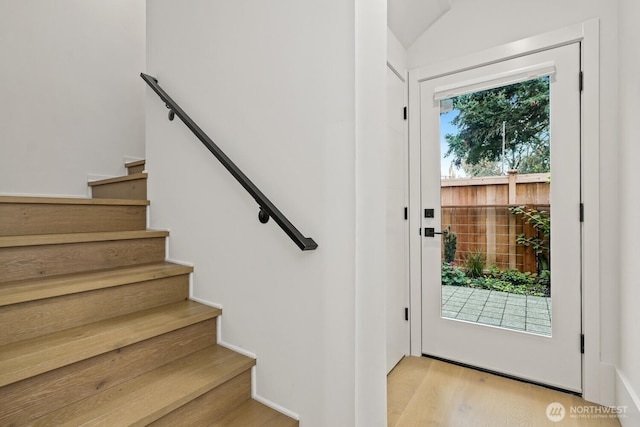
[441, 171, 550, 273]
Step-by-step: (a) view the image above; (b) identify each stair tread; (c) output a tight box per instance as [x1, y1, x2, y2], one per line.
[0, 229, 168, 248]
[0, 300, 221, 387]
[0, 262, 193, 307]
[211, 400, 299, 427]
[0, 195, 149, 206]
[31, 345, 255, 426]
[88, 173, 147, 187]
[125, 159, 145, 168]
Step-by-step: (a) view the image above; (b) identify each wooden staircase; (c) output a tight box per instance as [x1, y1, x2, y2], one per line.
[0, 160, 298, 426]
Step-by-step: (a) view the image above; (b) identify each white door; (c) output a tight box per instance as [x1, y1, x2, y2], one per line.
[386, 65, 410, 373]
[420, 44, 582, 391]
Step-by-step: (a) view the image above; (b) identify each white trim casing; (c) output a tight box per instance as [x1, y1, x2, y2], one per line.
[387, 61, 407, 83]
[408, 68, 423, 358]
[579, 19, 603, 406]
[408, 20, 604, 403]
[433, 61, 556, 101]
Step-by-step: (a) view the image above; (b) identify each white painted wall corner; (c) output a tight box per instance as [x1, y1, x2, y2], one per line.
[616, 369, 640, 427]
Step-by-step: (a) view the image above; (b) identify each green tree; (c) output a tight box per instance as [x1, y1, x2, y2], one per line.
[444, 78, 550, 175]
[460, 158, 501, 177]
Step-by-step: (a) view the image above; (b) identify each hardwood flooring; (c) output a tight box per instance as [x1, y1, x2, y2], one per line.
[388, 356, 622, 427]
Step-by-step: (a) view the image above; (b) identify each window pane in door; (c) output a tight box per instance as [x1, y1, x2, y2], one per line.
[439, 77, 552, 336]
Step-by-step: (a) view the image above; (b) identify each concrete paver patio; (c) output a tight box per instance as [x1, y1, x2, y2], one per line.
[441, 285, 552, 335]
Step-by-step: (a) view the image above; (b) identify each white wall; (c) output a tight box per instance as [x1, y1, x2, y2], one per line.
[387, 28, 407, 72]
[0, 0, 146, 197]
[617, 0, 640, 423]
[146, 1, 387, 425]
[355, 1, 388, 425]
[407, 0, 620, 404]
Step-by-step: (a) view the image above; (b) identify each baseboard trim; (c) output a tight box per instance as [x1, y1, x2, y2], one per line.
[124, 156, 145, 164]
[251, 369, 301, 421]
[188, 294, 223, 310]
[187, 293, 300, 421]
[164, 256, 194, 268]
[616, 369, 640, 426]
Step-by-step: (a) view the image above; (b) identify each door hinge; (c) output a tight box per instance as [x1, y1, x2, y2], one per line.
[581, 334, 585, 354]
[579, 71, 584, 92]
[403, 106, 407, 120]
[405, 307, 409, 321]
[580, 203, 584, 222]
[404, 207, 408, 220]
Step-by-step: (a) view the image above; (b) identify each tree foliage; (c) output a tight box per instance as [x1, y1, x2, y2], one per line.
[444, 78, 550, 175]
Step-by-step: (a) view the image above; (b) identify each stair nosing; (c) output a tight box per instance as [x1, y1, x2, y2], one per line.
[30, 345, 255, 426]
[88, 173, 147, 187]
[0, 300, 222, 387]
[125, 159, 145, 168]
[0, 230, 168, 248]
[0, 196, 149, 206]
[0, 262, 194, 307]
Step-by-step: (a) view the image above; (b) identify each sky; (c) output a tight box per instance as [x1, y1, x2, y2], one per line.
[440, 108, 461, 178]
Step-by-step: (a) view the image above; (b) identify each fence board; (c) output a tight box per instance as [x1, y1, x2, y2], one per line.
[440, 172, 550, 274]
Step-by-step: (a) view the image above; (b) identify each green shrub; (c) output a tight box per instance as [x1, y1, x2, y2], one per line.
[510, 206, 550, 273]
[442, 226, 457, 263]
[464, 251, 485, 278]
[441, 262, 469, 287]
[488, 265, 501, 278]
[537, 269, 551, 286]
[440, 263, 549, 297]
[482, 277, 524, 294]
[499, 269, 536, 287]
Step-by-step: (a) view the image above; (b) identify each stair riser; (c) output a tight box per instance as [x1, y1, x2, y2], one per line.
[0, 319, 217, 426]
[0, 203, 147, 236]
[0, 237, 166, 283]
[0, 275, 189, 346]
[151, 370, 252, 427]
[91, 178, 147, 200]
[127, 164, 145, 175]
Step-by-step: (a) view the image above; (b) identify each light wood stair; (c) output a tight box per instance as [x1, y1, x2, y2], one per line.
[0, 196, 148, 236]
[89, 173, 148, 200]
[88, 159, 149, 200]
[0, 160, 298, 426]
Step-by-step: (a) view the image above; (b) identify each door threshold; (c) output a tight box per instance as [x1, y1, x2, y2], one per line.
[421, 353, 582, 397]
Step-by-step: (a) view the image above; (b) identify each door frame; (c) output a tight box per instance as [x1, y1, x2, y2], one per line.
[385, 58, 411, 372]
[407, 20, 603, 403]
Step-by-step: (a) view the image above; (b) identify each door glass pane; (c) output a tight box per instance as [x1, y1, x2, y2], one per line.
[439, 77, 552, 336]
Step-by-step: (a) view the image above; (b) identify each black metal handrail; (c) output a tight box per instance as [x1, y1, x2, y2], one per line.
[141, 73, 318, 251]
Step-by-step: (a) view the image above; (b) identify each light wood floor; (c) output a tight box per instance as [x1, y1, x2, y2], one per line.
[388, 356, 622, 427]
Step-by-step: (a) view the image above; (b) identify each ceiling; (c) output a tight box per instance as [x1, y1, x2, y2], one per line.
[387, 0, 451, 48]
